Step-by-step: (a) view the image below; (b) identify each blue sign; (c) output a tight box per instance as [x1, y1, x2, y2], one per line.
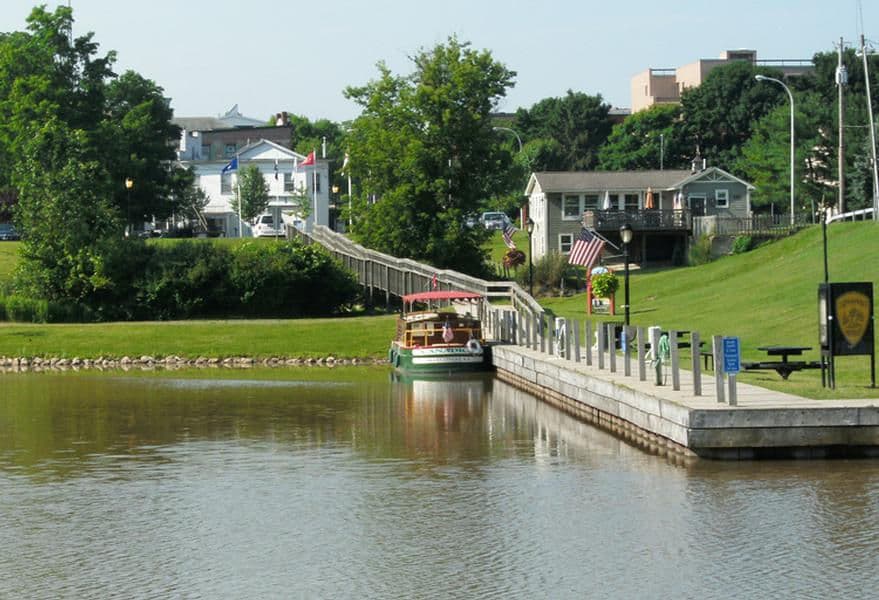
[723, 337, 741, 374]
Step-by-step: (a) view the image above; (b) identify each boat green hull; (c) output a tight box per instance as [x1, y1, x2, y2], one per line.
[388, 342, 492, 374]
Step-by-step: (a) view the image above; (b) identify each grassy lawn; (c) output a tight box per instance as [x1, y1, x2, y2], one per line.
[0, 241, 19, 281]
[541, 221, 879, 399]
[0, 315, 397, 360]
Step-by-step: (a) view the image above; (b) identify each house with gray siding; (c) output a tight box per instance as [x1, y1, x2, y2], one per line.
[524, 167, 754, 264]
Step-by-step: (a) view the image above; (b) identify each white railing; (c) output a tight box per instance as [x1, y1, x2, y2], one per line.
[288, 224, 545, 340]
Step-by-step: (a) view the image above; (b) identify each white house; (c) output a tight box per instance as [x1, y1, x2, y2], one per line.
[180, 139, 330, 237]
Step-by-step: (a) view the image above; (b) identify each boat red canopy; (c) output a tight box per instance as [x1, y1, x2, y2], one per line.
[402, 290, 483, 304]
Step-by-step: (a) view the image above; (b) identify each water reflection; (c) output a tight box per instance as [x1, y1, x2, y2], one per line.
[0, 372, 877, 599]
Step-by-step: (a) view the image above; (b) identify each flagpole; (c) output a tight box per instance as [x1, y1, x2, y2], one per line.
[312, 147, 317, 229]
[236, 152, 243, 238]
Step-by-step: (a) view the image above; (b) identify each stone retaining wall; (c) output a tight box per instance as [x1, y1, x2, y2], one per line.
[0, 355, 384, 373]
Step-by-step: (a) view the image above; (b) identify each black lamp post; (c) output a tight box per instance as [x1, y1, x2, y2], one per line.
[619, 223, 633, 325]
[124, 177, 134, 237]
[526, 217, 535, 297]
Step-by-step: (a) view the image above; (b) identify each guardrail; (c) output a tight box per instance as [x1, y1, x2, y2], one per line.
[827, 207, 874, 224]
[288, 224, 545, 340]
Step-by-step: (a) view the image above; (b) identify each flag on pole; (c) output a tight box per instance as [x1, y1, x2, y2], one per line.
[221, 156, 238, 174]
[299, 150, 315, 168]
[568, 228, 605, 272]
[341, 152, 350, 174]
[502, 222, 517, 249]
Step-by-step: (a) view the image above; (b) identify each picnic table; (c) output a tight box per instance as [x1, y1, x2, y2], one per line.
[742, 345, 822, 380]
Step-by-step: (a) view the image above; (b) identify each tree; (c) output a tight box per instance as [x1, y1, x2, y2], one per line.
[232, 164, 270, 223]
[0, 6, 114, 191]
[0, 6, 187, 236]
[736, 94, 832, 213]
[514, 90, 612, 170]
[103, 70, 187, 230]
[344, 37, 515, 274]
[14, 118, 121, 302]
[680, 61, 784, 170]
[598, 104, 687, 170]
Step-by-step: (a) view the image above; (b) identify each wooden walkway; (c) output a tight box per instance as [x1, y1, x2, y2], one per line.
[288, 224, 544, 334]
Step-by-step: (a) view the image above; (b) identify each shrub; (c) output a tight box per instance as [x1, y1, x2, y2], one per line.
[229, 241, 360, 316]
[3, 294, 47, 322]
[688, 235, 713, 266]
[137, 241, 233, 319]
[731, 235, 753, 254]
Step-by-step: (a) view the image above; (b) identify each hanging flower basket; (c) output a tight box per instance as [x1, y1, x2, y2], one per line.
[590, 271, 619, 298]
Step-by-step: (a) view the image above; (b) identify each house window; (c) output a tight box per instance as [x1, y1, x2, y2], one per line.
[624, 193, 639, 212]
[221, 172, 233, 195]
[314, 173, 321, 193]
[224, 143, 236, 157]
[559, 233, 574, 254]
[283, 172, 295, 192]
[563, 194, 600, 220]
[715, 189, 729, 208]
[562, 195, 580, 219]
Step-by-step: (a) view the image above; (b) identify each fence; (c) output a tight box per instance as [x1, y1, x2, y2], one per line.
[483, 310, 741, 406]
[692, 214, 807, 238]
[287, 224, 545, 327]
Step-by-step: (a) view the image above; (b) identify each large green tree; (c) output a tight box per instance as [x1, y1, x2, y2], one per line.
[14, 118, 121, 302]
[103, 70, 186, 229]
[344, 37, 515, 274]
[598, 104, 687, 170]
[514, 90, 612, 170]
[680, 61, 785, 170]
[0, 6, 188, 235]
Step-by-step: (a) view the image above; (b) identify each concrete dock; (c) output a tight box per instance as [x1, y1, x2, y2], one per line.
[491, 344, 879, 459]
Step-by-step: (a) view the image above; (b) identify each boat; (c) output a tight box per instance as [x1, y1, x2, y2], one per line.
[388, 290, 492, 374]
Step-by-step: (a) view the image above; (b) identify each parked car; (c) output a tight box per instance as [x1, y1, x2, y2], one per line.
[481, 211, 510, 230]
[252, 214, 282, 237]
[0, 223, 19, 241]
[464, 213, 479, 228]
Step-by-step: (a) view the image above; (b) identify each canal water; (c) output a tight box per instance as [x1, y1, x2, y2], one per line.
[1, 369, 878, 599]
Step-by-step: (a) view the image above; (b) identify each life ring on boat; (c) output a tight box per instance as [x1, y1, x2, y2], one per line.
[465, 339, 482, 354]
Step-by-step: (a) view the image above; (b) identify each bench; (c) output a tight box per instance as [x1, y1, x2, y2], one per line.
[742, 345, 822, 380]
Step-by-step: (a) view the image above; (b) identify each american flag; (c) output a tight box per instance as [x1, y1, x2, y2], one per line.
[568, 228, 605, 271]
[502, 222, 517, 249]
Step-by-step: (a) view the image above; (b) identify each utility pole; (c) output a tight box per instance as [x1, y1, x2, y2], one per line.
[861, 34, 879, 222]
[837, 37, 848, 215]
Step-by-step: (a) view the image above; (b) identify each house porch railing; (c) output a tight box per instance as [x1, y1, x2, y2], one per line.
[583, 209, 691, 232]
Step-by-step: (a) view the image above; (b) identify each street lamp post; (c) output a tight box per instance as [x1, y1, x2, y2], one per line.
[755, 74, 795, 226]
[492, 126, 523, 153]
[619, 223, 633, 326]
[124, 177, 134, 237]
[526, 217, 535, 297]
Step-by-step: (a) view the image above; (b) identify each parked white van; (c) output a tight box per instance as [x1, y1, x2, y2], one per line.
[252, 214, 281, 237]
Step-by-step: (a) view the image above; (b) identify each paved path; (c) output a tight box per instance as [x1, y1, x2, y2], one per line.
[492, 344, 879, 459]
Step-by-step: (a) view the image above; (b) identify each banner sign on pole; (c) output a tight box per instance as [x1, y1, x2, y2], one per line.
[723, 336, 741, 374]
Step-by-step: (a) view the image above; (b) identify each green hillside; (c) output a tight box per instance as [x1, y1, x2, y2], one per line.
[543, 221, 879, 398]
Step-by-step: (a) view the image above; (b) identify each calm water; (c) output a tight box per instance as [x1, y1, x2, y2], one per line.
[1, 370, 878, 599]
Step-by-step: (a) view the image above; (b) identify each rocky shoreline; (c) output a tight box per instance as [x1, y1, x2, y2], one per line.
[0, 355, 387, 373]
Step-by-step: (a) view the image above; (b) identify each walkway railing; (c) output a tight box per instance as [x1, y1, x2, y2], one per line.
[288, 224, 545, 336]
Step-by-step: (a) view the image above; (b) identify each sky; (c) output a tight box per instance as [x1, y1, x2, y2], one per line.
[0, 1, 874, 123]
